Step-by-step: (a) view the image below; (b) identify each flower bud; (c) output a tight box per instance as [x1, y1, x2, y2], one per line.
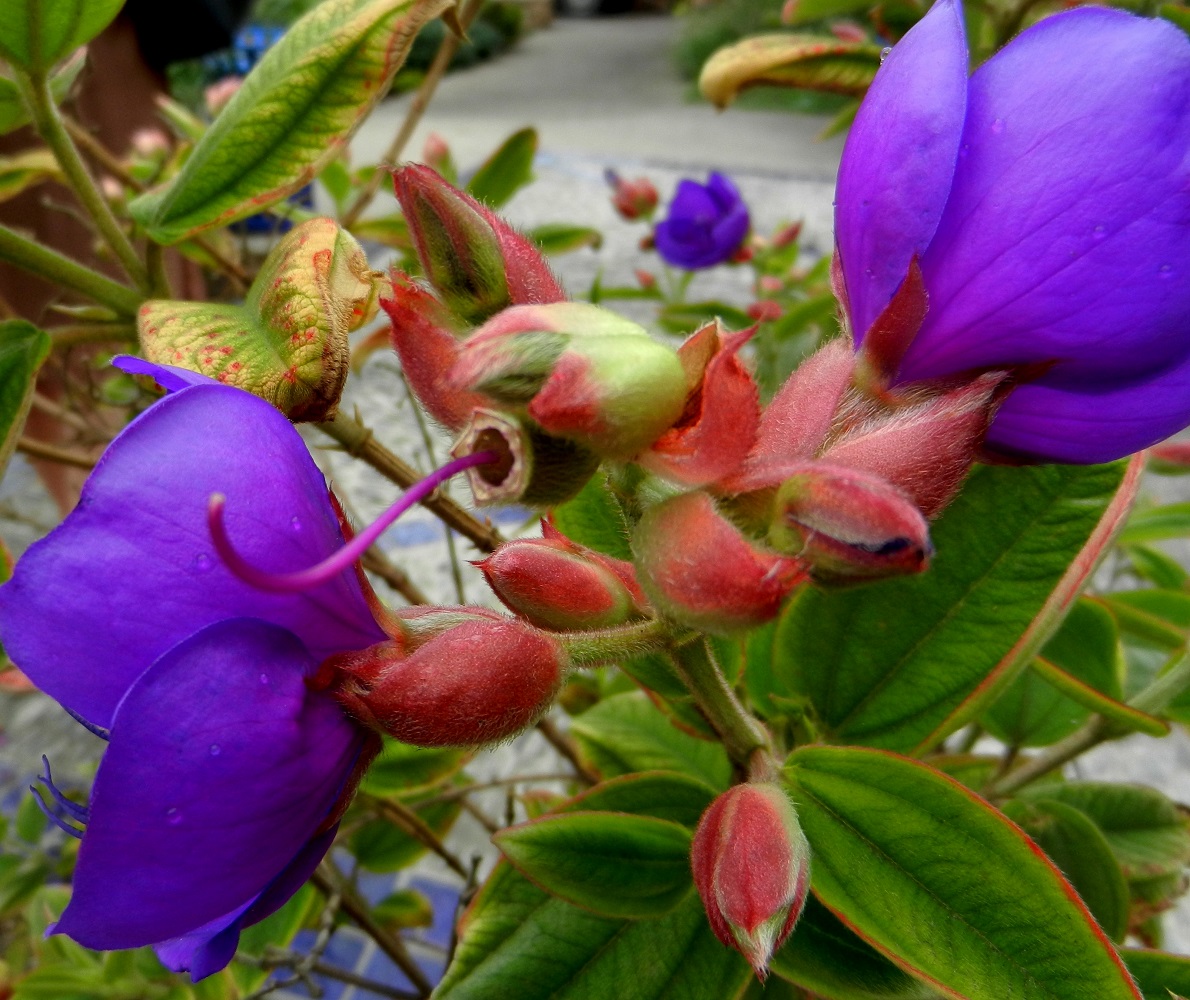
[392, 164, 564, 325]
[327, 614, 567, 747]
[765, 462, 931, 583]
[632, 492, 804, 634]
[421, 132, 456, 183]
[478, 520, 650, 631]
[605, 169, 659, 220]
[450, 408, 600, 507]
[452, 302, 687, 460]
[691, 782, 811, 979]
[139, 218, 375, 422]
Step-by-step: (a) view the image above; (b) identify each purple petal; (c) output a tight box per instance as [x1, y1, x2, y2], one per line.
[905, 8, 1190, 383]
[835, 0, 968, 341]
[113, 356, 219, 391]
[56, 619, 363, 950]
[655, 175, 749, 269]
[154, 825, 337, 980]
[0, 385, 386, 729]
[987, 349, 1190, 464]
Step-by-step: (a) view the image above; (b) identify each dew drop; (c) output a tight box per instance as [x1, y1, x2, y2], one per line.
[1160, 263, 1174, 279]
[290, 516, 302, 533]
[1092, 224, 1106, 240]
[958, 143, 970, 159]
[990, 118, 1005, 135]
[209, 744, 221, 757]
[166, 807, 182, 825]
[879, 45, 892, 62]
[260, 672, 270, 685]
[191, 553, 212, 573]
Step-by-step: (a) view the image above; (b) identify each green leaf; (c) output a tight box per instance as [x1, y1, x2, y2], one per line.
[771, 895, 941, 999]
[435, 861, 750, 999]
[773, 461, 1130, 751]
[0, 854, 50, 917]
[373, 888, 434, 930]
[528, 223, 603, 256]
[552, 470, 633, 560]
[699, 34, 882, 108]
[350, 214, 412, 251]
[569, 691, 731, 790]
[0, 320, 51, 479]
[232, 884, 317, 993]
[982, 599, 1123, 747]
[128, 0, 450, 243]
[1119, 503, 1190, 546]
[1002, 798, 1131, 942]
[0, 0, 123, 73]
[465, 127, 537, 209]
[0, 51, 84, 135]
[1125, 543, 1189, 589]
[494, 811, 693, 918]
[1021, 782, 1190, 882]
[657, 300, 754, 335]
[1123, 947, 1190, 999]
[360, 738, 469, 797]
[15, 787, 47, 843]
[1105, 590, 1190, 648]
[349, 793, 464, 872]
[0, 149, 62, 202]
[785, 746, 1141, 1000]
[563, 771, 717, 828]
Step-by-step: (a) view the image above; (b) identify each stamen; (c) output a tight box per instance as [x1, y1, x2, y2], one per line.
[209, 451, 500, 594]
[30, 756, 88, 839]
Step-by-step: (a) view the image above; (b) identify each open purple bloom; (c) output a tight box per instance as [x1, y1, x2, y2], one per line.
[654, 172, 750, 269]
[0, 362, 388, 979]
[836, 0, 1190, 463]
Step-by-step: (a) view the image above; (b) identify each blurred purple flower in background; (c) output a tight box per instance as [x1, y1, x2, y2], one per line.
[835, 0, 1190, 463]
[0, 364, 385, 979]
[654, 172, 750, 269]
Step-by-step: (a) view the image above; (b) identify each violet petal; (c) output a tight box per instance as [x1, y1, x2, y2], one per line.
[835, 0, 968, 341]
[0, 385, 385, 730]
[55, 619, 363, 950]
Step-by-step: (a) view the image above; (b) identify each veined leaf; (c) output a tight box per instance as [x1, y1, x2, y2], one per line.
[0, 50, 84, 135]
[128, 0, 452, 243]
[772, 460, 1133, 752]
[1118, 502, 1190, 546]
[785, 746, 1142, 1000]
[699, 34, 882, 108]
[494, 811, 693, 918]
[0, 0, 122, 73]
[1123, 947, 1190, 999]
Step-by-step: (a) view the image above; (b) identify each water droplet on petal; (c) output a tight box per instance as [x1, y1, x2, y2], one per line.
[260, 673, 269, 685]
[166, 807, 182, 825]
[1092, 224, 1106, 240]
[1159, 264, 1174, 279]
[990, 118, 1005, 135]
[879, 45, 892, 62]
[290, 516, 302, 533]
[209, 744, 221, 757]
[191, 553, 212, 573]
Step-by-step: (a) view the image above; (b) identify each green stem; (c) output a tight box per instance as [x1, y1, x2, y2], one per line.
[562, 618, 673, 667]
[0, 223, 143, 316]
[671, 636, 771, 767]
[986, 648, 1190, 798]
[19, 70, 149, 289]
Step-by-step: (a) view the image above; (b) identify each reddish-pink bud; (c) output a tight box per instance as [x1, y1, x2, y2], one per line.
[606, 170, 660, 220]
[391, 164, 564, 324]
[421, 132, 455, 181]
[632, 492, 805, 634]
[747, 300, 783, 323]
[327, 614, 567, 747]
[639, 321, 761, 488]
[767, 462, 932, 582]
[1149, 441, 1190, 472]
[830, 21, 867, 42]
[478, 520, 650, 631]
[691, 782, 810, 979]
[635, 269, 657, 290]
[381, 271, 491, 431]
[770, 220, 803, 250]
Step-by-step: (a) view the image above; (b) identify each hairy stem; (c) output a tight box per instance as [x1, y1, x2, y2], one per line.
[20, 72, 148, 289]
[0, 223, 143, 315]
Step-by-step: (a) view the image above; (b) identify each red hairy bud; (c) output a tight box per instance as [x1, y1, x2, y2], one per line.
[327, 613, 566, 747]
[767, 462, 932, 582]
[478, 521, 650, 631]
[606, 170, 660, 220]
[632, 492, 805, 634]
[691, 782, 811, 979]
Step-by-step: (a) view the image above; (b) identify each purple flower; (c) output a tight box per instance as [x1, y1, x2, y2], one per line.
[654, 172, 750, 269]
[0, 361, 387, 979]
[835, 0, 1190, 463]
